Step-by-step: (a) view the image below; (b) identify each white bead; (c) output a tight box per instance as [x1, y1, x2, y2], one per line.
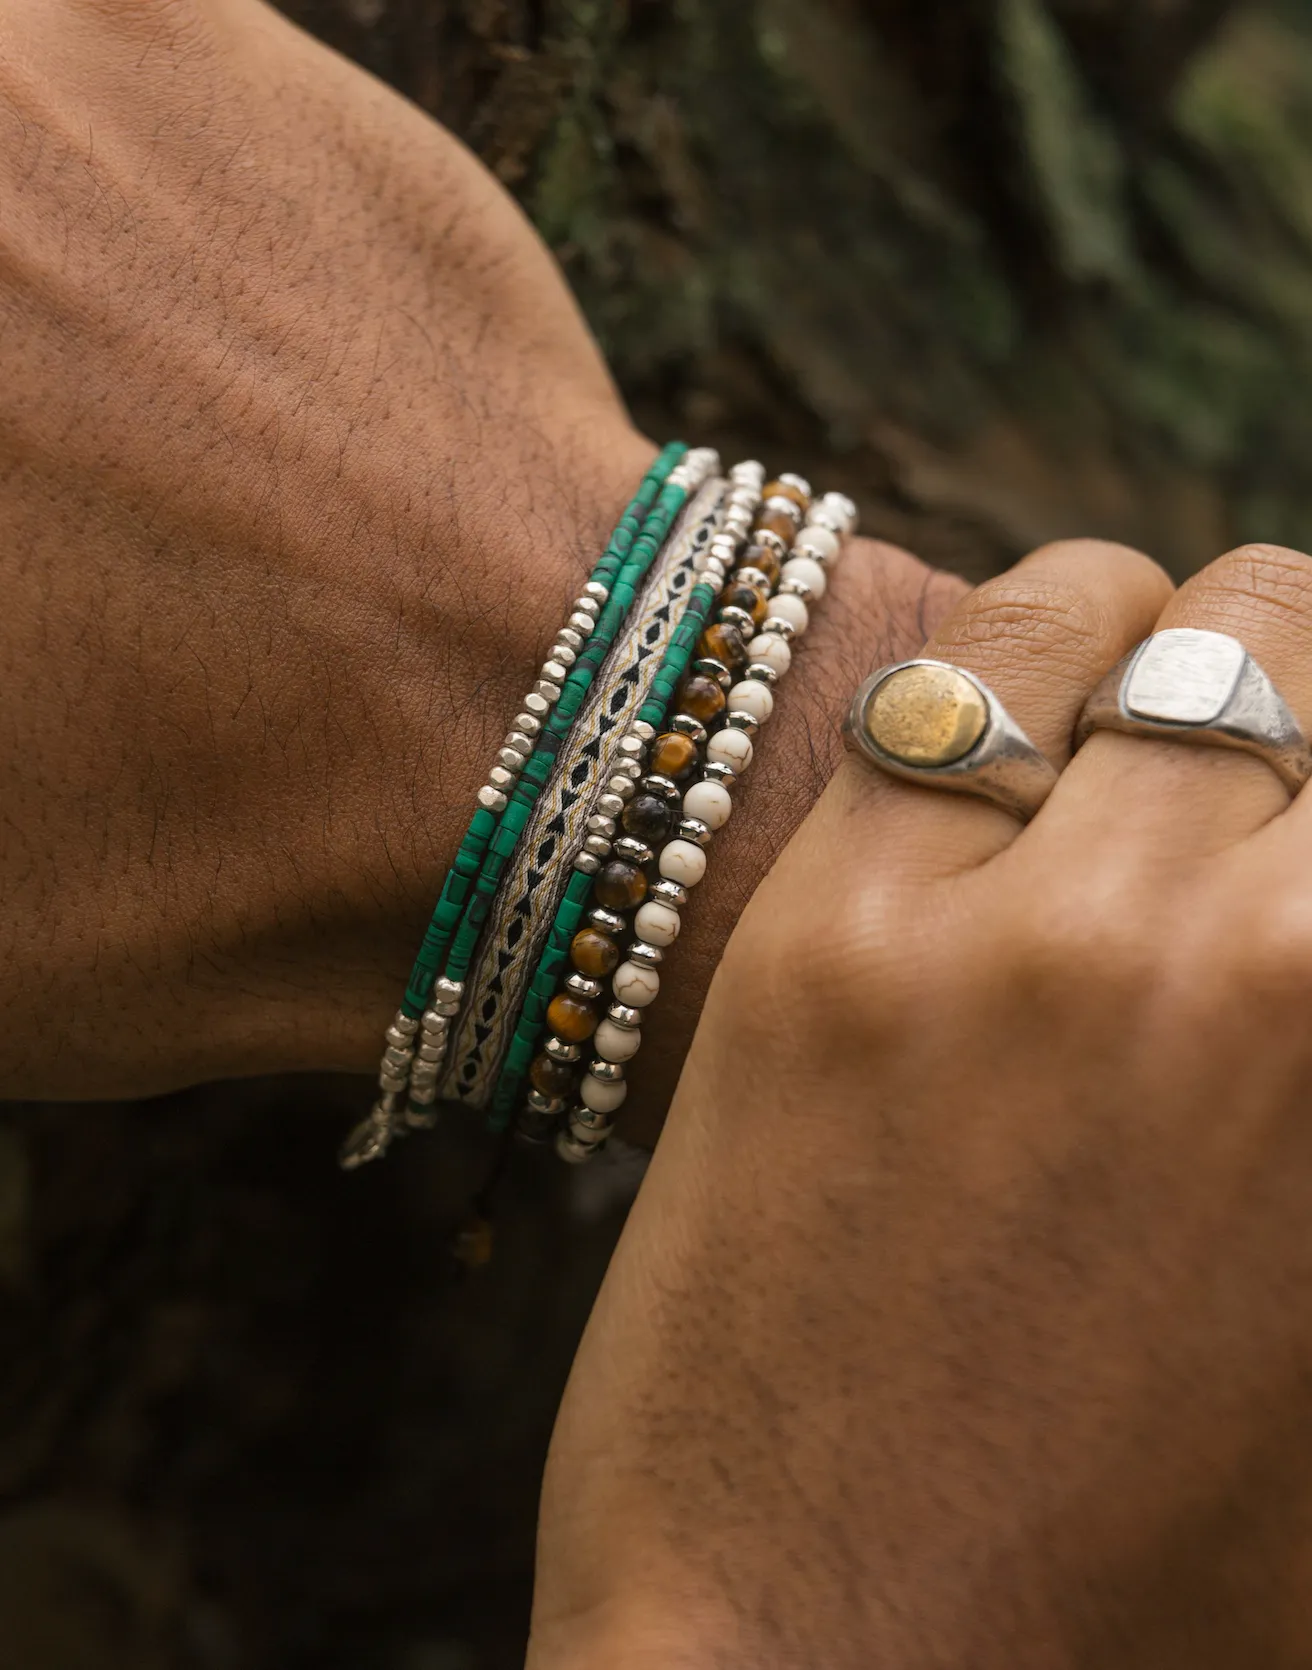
[706, 728, 754, 773]
[822, 491, 858, 533]
[781, 555, 827, 599]
[581, 1072, 628, 1114]
[727, 679, 774, 723]
[659, 838, 707, 888]
[595, 1018, 642, 1063]
[683, 779, 733, 830]
[767, 592, 809, 635]
[747, 633, 792, 676]
[634, 901, 681, 947]
[792, 525, 839, 564]
[613, 961, 660, 1007]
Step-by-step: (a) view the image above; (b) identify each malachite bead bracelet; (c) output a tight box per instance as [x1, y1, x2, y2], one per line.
[340, 441, 695, 1169]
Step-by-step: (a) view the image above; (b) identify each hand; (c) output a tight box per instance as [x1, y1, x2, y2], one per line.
[0, 0, 962, 1104]
[535, 538, 1312, 1668]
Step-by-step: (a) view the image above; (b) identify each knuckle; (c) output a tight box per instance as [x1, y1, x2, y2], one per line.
[939, 576, 1109, 683]
[996, 864, 1165, 1015]
[1189, 543, 1312, 628]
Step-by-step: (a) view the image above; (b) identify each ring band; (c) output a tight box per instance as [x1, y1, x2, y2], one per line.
[1075, 628, 1312, 796]
[844, 659, 1059, 821]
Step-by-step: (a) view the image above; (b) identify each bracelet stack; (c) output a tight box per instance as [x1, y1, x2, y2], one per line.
[341, 445, 856, 1171]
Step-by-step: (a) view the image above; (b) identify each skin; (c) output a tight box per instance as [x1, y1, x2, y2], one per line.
[0, 0, 962, 1122]
[534, 537, 1312, 1668]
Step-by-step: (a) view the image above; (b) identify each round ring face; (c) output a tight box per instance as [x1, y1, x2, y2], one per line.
[862, 664, 989, 768]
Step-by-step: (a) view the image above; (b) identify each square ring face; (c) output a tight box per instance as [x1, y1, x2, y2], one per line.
[1123, 629, 1246, 727]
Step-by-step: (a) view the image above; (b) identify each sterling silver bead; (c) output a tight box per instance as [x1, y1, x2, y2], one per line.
[671, 714, 708, 745]
[545, 1036, 583, 1063]
[524, 691, 551, 717]
[677, 816, 712, 846]
[746, 661, 780, 686]
[503, 731, 534, 758]
[762, 615, 796, 641]
[588, 1059, 625, 1084]
[653, 879, 688, 909]
[583, 833, 612, 858]
[754, 528, 788, 557]
[779, 471, 812, 500]
[541, 659, 569, 685]
[550, 642, 578, 669]
[478, 785, 508, 812]
[566, 972, 604, 1000]
[527, 1088, 569, 1117]
[596, 791, 627, 819]
[725, 709, 761, 736]
[590, 906, 626, 935]
[631, 719, 656, 743]
[434, 978, 464, 1004]
[628, 940, 663, 968]
[583, 580, 610, 604]
[610, 756, 642, 781]
[614, 836, 653, 865]
[736, 565, 772, 591]
[407, 1083, 438, 1108]
[719, 605, 756, 637]
[574, 851, 601, 875]
[534, 679, 562, 704]
[703, 761, 737, 787]
[607, 774, 637, 801]
[556, 626, 585, 652]
[568, 611, 596, 635]
[642, 774, 680, 802]
[514, 711, 543, 737]
[488, 764, 516, 791]
[586, 813, 617, 838]
[574, 594, 601, 619]
[607, 1002, 642, 1028]
[616, 734, 646, 762]
[385, 1024, 416, 1050]
[693, 657, 731, 688]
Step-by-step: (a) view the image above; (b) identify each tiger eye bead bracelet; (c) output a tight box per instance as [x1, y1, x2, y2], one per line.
[514, 470, 859, 1162]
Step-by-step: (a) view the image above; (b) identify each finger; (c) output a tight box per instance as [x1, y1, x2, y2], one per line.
[1053, 544, 1312, 857]
[829, 538, 1173, 879]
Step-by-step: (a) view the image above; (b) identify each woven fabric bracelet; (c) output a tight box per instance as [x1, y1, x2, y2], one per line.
[526, 475, 858, 1160]
[441, 472, 727, 1111]
[494, 458, 771, 1140]
[341, 441, 690, 1169]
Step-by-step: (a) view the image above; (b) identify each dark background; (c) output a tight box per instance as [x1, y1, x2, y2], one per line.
[5, 2, 1312, 1666]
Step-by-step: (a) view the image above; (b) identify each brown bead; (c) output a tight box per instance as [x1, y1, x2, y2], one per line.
[547, 992, 600, 1044]
[696, 622, 747, 670]
[763, 478, 808, 512]
[722, 579, 769, 626]
[650, 731, 700, 782]
[623, 792, 673, 843]
[754, 506, 799, 545]
[678, 674, 728, 725]
[741, 544, 781, 585]
[570, 927, 621, 977]
[595, 860, 648, 912]
[530, 1053, 577, 1098]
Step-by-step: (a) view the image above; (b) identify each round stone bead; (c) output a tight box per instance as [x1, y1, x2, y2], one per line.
[781, 554, 827, 600]
[650, 731, 700, 782]
[613, 960, 660, 1007]
[722, 579, 769, 626]
[580, 1072, 628, 1115]
[683, 779, 733, 831]
[707, 728, 754, 773]
[547, 992, 600, 1044]
[530, 1053, 578, 1099]
[793, 524, 840, 565]
[659, 838, 707, 888]
[747, 633, 792, 676]
[595, 860, 648, 912]
[755, 506, 799, 544]
[762, 477, 808, 511]
[767, 592, 809, 636]
[727, 678, 775, 724]
[570, 927, 621, 978]
[622, 792, 673, 844]
[677, 674, 728, 725]
[594, 1017, 642, 1063]
[697, 622, 748, 671]
[634, 900, 681, 947]
[742, 543, 781, 585]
